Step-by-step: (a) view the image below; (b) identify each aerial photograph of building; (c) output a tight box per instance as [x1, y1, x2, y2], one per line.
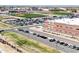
[0, 5, 79, 53]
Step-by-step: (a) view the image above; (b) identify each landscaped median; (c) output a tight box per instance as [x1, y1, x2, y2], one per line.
[1, 32, 60, 53]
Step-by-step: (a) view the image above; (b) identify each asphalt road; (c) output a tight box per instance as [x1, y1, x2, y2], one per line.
[5, 27, 79, 53]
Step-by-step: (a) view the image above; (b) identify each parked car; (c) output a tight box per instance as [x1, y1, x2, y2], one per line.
[40, 36, 47, 39]
[75, 47, 79, 50]
[33, 33, 37, 35]
[59, 42, 65, 45]
[37, 34, 40, 37]
[25, 30, 29, 33]
[49, 39, 56, 42]
[68, 45, 75, 49]
[63, 43, 68, 46]
[30, 31, 33, 34]
[56, 40, 60, 43]
[0, 30, 4, 33]
[18, 29, 24, 31]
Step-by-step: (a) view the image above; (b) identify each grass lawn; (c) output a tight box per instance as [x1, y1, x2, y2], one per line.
[51, 11, 71, 15]
[53, 12, 71, 15]
[1, 32, 60, 53]
[11, 13, 46, 18]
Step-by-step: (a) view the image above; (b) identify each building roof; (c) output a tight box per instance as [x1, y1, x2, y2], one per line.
[49, 18, 79, 26]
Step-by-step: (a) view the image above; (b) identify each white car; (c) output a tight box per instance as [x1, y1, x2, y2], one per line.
[30, 31, 34, 34]
[47, 37, 52, 39]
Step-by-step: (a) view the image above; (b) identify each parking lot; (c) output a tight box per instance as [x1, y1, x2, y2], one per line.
[4, 18, 46, 26]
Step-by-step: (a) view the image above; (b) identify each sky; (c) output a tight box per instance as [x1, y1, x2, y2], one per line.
[0, 0, 79, 5]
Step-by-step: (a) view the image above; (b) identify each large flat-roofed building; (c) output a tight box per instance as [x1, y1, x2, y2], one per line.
[43, 18, 79, 36]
